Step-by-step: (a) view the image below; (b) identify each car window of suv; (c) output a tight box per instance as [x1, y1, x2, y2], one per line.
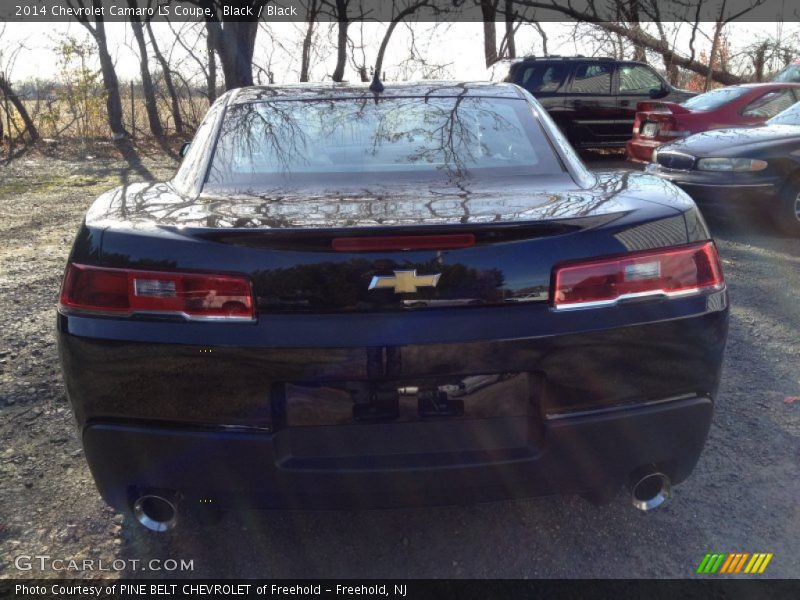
[742, 88, 797, 118]
[517, 63, 569, 93]
[569, 63, 612, 94]
[619, 65, 663, 95]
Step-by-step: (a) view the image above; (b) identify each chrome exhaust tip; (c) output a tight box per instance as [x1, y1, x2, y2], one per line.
[132, 492, 179, 532]
[630, 471, 671, 512]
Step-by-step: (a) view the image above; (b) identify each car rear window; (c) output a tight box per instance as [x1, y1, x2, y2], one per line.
[773, 63, 800, 83]
[767, 100, 800, 125]
[681, 86, 750, 111]
[205, 96, 563, 188]
[742, 89, 797, 118]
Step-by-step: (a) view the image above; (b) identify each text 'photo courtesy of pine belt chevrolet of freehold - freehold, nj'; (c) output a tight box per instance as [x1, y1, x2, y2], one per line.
[0, 0, 798, 597]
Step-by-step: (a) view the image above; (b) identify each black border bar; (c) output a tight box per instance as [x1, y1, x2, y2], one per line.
[2, 579, 800, 600]
[3, 0, 800, 23]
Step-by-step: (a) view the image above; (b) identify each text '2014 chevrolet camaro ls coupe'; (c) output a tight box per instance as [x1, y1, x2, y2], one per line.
[57, 82, 728, 531]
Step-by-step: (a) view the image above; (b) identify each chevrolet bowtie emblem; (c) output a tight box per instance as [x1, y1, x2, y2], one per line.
[368, 270, 441, 294]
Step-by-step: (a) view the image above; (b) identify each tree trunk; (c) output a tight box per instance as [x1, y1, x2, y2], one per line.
[373, 20, 401, 84]
[92, 18, 128, 138]
[705, 18, 725, 91]
[206, 19, 258, 89]
[332, 2, 350, 82]
[753, 42, 768, 82]
[206, 26, 217, 103]
[0, 75, 38, 142]
[481, 1, 498, 67]
[300, 0, 319, 82]
[127, 1, 163, 137]
[145, 19, 184, 133]
[504, 0, 516, 59]
[373, 2, 428, 83]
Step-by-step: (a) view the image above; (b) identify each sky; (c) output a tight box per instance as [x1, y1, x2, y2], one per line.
[0, 20, 795, 85]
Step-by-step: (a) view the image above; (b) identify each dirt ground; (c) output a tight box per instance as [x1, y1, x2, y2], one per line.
[0, 143, 798, 579]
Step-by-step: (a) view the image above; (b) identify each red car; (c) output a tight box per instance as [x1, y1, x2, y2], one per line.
[626, 83, 800, 163]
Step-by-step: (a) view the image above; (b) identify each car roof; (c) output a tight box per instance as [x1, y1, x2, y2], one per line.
[231, 81, 525, 104]
[514, 55, 625, 63]
[735, 82, 800, 88]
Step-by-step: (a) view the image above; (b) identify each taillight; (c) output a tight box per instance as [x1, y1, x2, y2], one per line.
[659, 118, 690, 138]
[552, 242, 724, 310]
[59, 264, 255, 321]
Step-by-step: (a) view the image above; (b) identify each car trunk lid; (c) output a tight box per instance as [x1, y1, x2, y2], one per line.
[87, 173, 689, 313]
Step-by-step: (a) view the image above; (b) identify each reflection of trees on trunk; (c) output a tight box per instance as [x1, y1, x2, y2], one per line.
[524, 171, 633, 220]
[95, 176, 651, 230]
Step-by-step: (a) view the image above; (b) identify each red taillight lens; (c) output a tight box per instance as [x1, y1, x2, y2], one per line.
[60, 264, 255, 321]
[552, 242, 724, 310]
[658, 118, 690, 138]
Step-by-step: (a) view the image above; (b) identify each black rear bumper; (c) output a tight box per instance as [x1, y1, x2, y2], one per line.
[84, 395, 712, 510]
[644, 165, 781, 209]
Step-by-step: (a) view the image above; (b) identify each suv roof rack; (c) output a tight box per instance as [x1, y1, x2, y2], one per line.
[521, 55, 616, 61]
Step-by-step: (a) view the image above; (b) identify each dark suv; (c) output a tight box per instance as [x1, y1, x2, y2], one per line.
[507, 56, 693, 148]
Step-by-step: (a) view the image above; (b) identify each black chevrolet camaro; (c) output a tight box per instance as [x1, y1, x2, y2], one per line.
[57, 82, 728, 531]
[647, 101, 800, 235]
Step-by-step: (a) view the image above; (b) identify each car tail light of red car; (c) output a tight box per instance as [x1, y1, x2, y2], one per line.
[552, 242, 724, 310]
[633, 102, 692, 139]
[59, 264, 255, 321]
[655, 118, 692, 138]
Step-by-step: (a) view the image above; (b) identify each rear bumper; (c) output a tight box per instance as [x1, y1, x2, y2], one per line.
[645, 165, 781, 208]
[84, 395, 713, 510]
[59, 293, 728, 509]
[626, 138, 662, 163]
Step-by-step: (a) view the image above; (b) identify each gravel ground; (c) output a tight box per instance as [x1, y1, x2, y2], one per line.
[0, 144, 798, 579]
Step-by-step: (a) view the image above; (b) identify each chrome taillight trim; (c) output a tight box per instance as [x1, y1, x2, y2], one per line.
[552, 284, 725, 311]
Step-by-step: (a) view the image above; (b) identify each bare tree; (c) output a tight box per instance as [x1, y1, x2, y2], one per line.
[206, 26, 218, 101]
[0, 75, 39, 144]
[372, 0, 436, 87]
[300, 0, 322, 82]
[347, 22, 370, 82]
[395, 22, 453, 80]
[321, 0, 367, 82]
[144, 17, 184, 133]
[480, 0, 499, 67]
[510, 0, 768, 85]
[127, 0, 163, 136]
[167, 20, 218, 104]
[188, 0, 271, 89]
[503, 0, 517, 58]
[64, 0, 128, 137]
[479, 0, 536, 67]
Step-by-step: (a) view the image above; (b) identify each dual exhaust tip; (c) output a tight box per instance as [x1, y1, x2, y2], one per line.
[131, 470, 671, 531]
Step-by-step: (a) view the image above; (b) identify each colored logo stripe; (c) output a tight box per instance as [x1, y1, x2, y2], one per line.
[720, 553, 749, 573]
[697, 553, 725, 573]
[698, 553, 773, 574]
[744, 553, 773, 574]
